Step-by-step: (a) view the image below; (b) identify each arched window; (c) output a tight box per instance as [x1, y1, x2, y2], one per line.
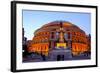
[51, 32, 55, 39]
[68, 32, 70, 39]
[56, 32, 59, 39]
[64, 33, 68, 40]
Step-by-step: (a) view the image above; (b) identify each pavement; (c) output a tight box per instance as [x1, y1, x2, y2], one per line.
[23, 53, 91, 63]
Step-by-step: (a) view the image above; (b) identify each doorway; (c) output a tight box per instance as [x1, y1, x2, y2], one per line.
[57, 55, 64, 61]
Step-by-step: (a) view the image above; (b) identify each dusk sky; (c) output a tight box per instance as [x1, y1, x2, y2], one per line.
[23, 10, 91, 40]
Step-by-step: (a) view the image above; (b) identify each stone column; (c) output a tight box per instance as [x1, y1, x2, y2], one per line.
[68, 33, 72, 49]
[50, 32, 55, 50]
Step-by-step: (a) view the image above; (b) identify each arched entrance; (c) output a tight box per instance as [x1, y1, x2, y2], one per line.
[57, 55, 64, 61]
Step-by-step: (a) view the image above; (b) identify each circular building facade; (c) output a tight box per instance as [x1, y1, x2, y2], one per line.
[28, 21, 90, 56]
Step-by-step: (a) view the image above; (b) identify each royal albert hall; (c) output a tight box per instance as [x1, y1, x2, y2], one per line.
[27, 21, 90, 57]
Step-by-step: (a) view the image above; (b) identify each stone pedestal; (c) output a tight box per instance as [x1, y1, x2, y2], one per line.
[48, 48, 72, 61]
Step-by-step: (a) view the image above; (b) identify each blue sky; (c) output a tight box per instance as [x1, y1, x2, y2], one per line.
[23, 10, 91, 40]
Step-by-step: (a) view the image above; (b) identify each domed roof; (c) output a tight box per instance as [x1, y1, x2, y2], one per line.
[42, 21, 77, 28]
[34, 21, 85, 34]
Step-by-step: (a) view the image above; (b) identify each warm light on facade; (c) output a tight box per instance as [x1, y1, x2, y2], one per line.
[27, 21, 91, 56]
[56, 43, 67, 48]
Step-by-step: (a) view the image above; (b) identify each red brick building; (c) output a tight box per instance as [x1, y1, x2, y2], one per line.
[27, 21, 91, 56]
